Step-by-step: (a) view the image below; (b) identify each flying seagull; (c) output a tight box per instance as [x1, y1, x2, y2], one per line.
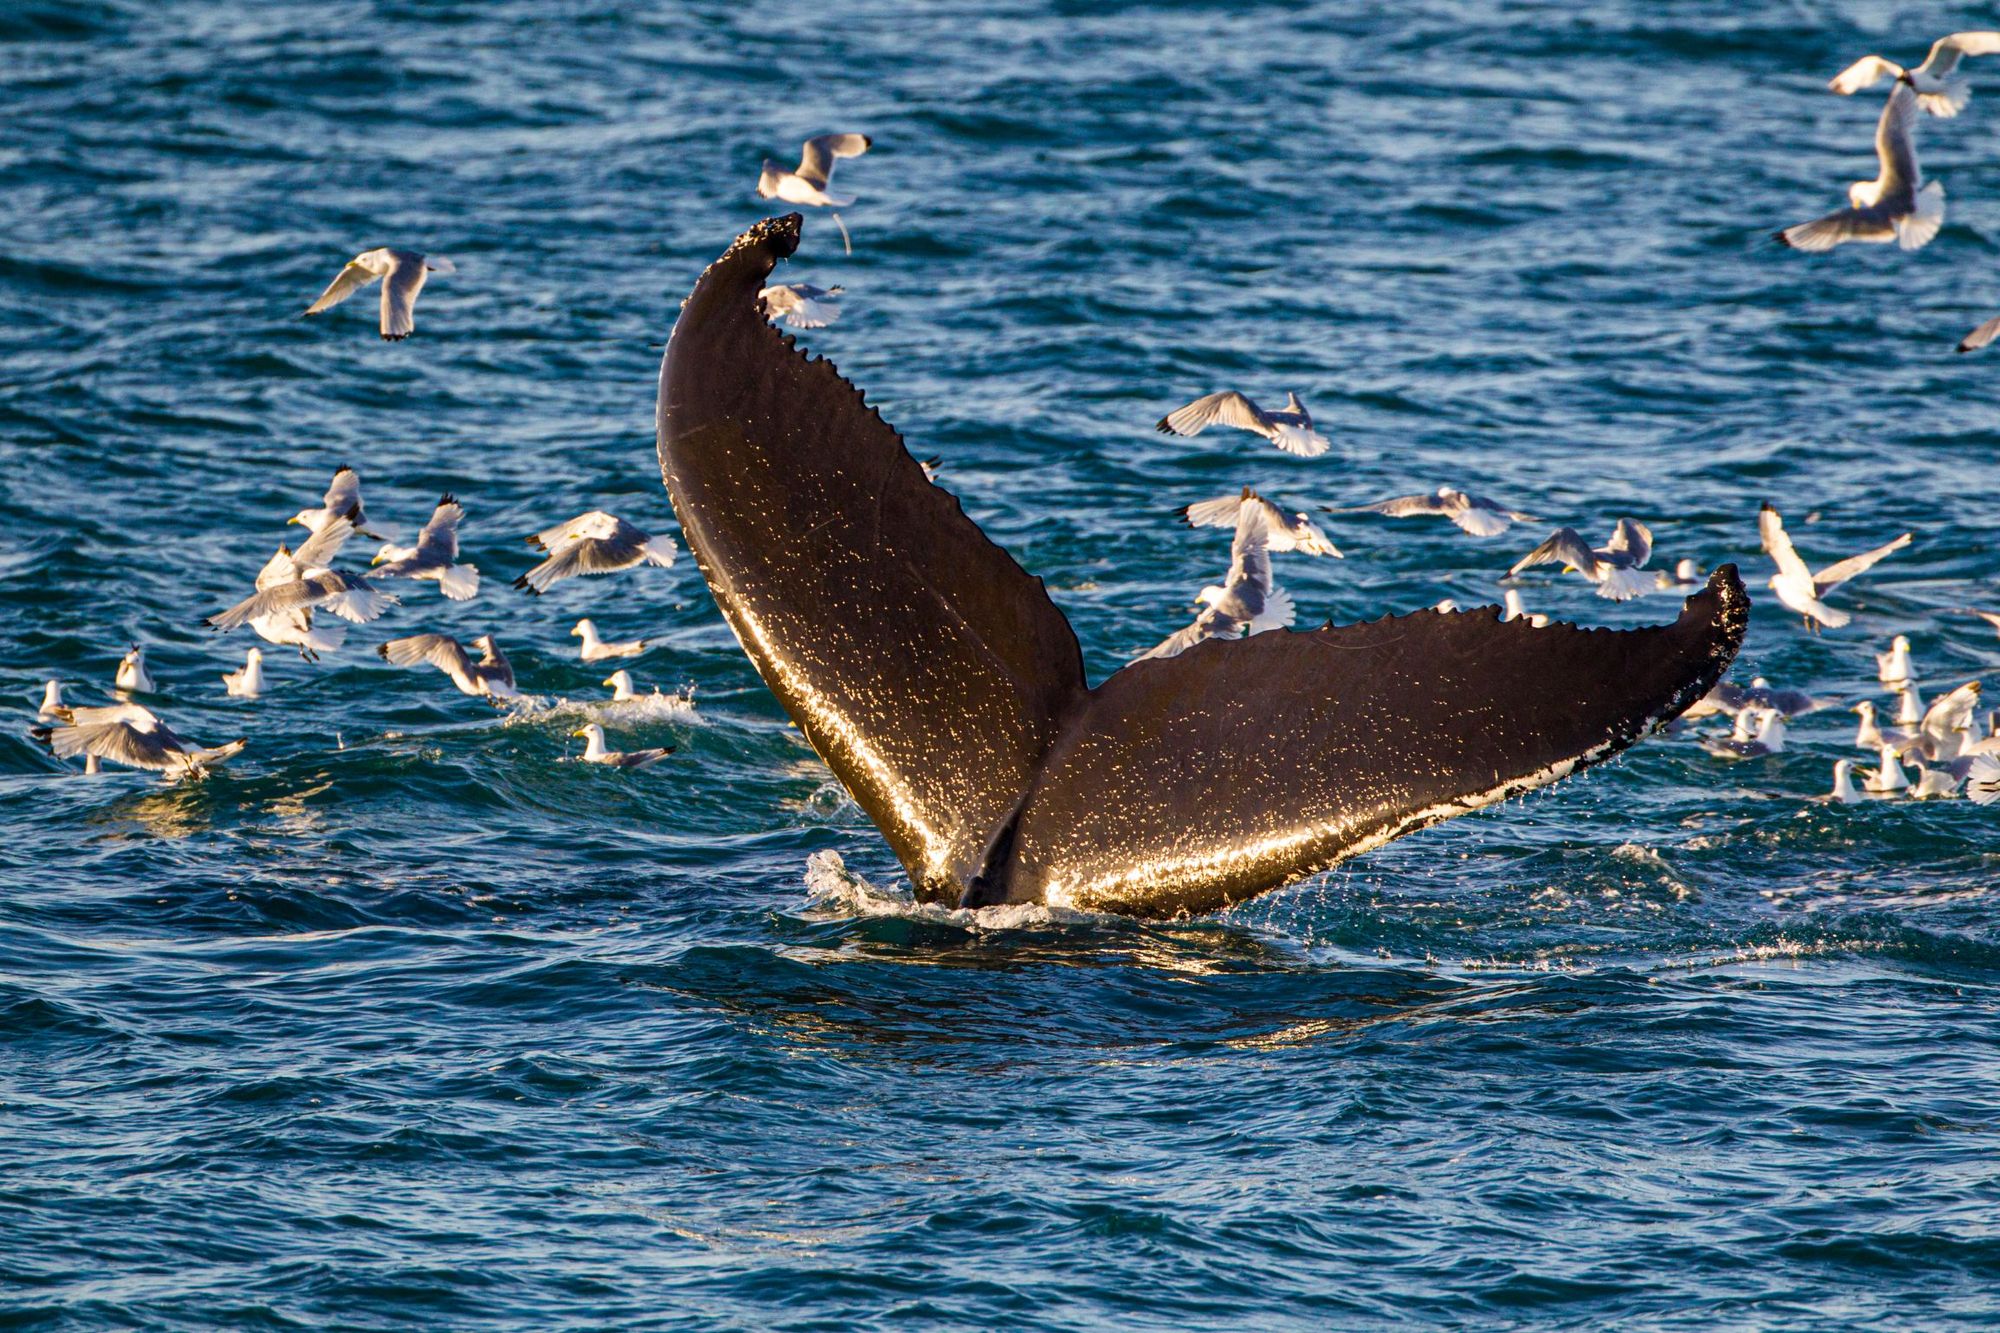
[377, 633, 517, 699]
[757, 134, 871, 254]
[1956, 313, 2000, 354]
[1182, 490, 1342, 556]
[569, 723, 674, 770]
[304, 248, 456, 340]
[290, 467, 383, 540]
[1156, 391, 1329, 457]
[514, 511, 675, 595]
[1829, 32, 2000, 117]
[1508, 519, 1657, 601]
[759, 282, 842, 329]
[1777, 82, 1944, 252]
[1758, 503, 1910, 630]
[1136, 491, 1295, 662]
[208, 511, 398, 639]
[573, 618, 648, 661]
[1327, 486, 1533, 538]
[370, 495, 480, 600]
[33, 702, 244, 778]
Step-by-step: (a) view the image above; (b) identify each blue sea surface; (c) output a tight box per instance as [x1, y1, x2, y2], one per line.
[5, 2, 2000, 1328]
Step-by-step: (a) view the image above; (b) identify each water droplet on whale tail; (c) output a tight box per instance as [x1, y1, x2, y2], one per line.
[657, 214, 1749, 918]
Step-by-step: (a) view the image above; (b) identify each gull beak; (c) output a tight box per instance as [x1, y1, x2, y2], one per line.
[570, 728, 588, 738]
[369, 550, 385, 565]
[601, 677, 615, 687]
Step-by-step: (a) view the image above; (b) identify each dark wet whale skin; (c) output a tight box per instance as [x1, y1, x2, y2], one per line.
[657, 215, 1748, 916]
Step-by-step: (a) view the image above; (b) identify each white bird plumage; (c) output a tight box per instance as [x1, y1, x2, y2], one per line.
[1758, 503, 1910, 630]
[303, 248, 455, 340]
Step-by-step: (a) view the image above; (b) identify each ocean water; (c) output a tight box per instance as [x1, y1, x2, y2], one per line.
[5, 1, 2000, 1328]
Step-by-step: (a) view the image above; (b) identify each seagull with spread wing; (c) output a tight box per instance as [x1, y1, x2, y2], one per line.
[1136, 493, 1296, 662]
[1327, 485, 1533, 538]
[513, 511, 675, 595]
[303, 248, 456, 340]
[289, 467, 383, 539]
[1829, 31, 2000, 117]
[1758, 503, 1911, 630]
[1508, 519, 1658, 601]
[757, 134, 871, 254]
[370, 495, 480, 600]
[1181, 490, 1342, 556]
[759, 282, 843, 329]
[33, 702, 244, 778]
[1777, 81, 1944, 252]
[377, 633, 517, 700]
[1156, 391, 1329, 457]
[208, 511, 398, 643]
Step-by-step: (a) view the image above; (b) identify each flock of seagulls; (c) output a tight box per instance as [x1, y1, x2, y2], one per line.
[25, 105, 1999, 822]
[1780, 30, 2000, 352]
[32, 466, 681, 776]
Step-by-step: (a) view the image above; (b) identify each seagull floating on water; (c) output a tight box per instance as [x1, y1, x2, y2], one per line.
[1156, 391, 1329, 458]
[514, 511, 675, 595]
[1700, 707, 1787, 759]
[758, 134, 871, 254]
[223, 648, 264, 699]
[1825, 758, 1865, 804]
[1758, 503, 1910, 630]
[377, 633, 517, 700]
[33, 703, 244, 778]
[1136, 493, 1294, 662]
[114, 644, 155, 694]
[1182, 489, 1342, 556]
[370, 495, 480, 601]
[290, 467, 383, 540]
[573, 618, 648, 662]
[1877, 634, 1916, 688]
[569, 723, 674, 770]
[1509, 519, 1657, 601]
[1862, 743, 1912, 793]
[304, 248, 456, 340]
[1328, 486, 1532, 538]
[1777, 82, 1944, 253]
[1655, 558, 1703, 591]
[759, 282, 843, 329]
[1829, 32, 2000, 117]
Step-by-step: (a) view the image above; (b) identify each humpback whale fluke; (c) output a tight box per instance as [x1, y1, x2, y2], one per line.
[658, 215, 1749, 917]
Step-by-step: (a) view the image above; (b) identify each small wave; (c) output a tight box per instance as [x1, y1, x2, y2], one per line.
[800, 850, 1103, 931]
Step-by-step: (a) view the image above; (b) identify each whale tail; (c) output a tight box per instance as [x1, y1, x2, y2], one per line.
[658, 216, 1748, 916]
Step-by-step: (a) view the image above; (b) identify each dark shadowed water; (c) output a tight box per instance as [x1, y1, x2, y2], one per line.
[4, 2, 1999, 1329]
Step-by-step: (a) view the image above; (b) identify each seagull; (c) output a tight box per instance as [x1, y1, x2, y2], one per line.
[1862, 743, 1912, 793]
[1326, 486, 1532, 538]
[514, 511, 675, 595]
[223, 648, 264, 699]
[1156, 391, 1329, 458]
[1776, 82, 1944, 253]
[1655, 558, 1703, 591]
[1697, 676, 1828, 721]
[1502, 589, 1550, 627]
[1957, 315, 2000, 354]
[290, 467, 383, 540]
[1135, 497, 1295, 662]
[208, 512, 397, 640]
[1877, 634, 1916, 688]
[114, 644, 155, 694]
[759, 282, 843, 329]
[1508, 519, 1656, 601]
[1758, 503, 1911, 630]
[1182, 489, 1342, 556]
[377, 633, 517, 699]
[569, 723, 674, 770]
[1909, 761, 1965, 800]
[303, 248, 456, 340]
[1825, 758, 1866, 804]
[1829, 32, 2000, 117]
[1700, 707, 1787, 758]
[243, 551, 347, 662]
[1853, 700, 1919, 752]
[32, 702, 244, 778]
[757, 133, 871, 254]
[37, 680, 65, 720]
[603, 669, 648, 702]
[370, 495, 480, 600]
[573, 618, 648, 661]
[1912, 680, 1983, 761]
